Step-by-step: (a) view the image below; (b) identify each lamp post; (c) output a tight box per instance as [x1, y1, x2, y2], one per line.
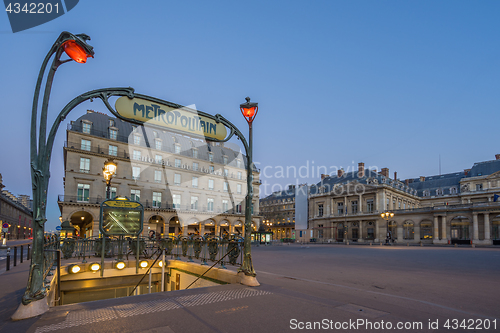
[380, 211, 394, 245]
[24, 32, 94, 308]
[103, 159, 117, 199]
[239, 97, 258, 280]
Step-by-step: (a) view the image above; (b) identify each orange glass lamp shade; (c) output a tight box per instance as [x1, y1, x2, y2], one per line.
[240, 97, 258, 124]
[103, 159, 117, 180]
[62, 40, 93, 63]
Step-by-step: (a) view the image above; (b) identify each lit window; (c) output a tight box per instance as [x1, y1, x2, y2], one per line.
[191, 196, 198, 211]
[154, 170, 162, 183]
[175, 159, 181, 168]
[153, 192, 162, 208]
[132, 166, 141, 180]
[207, 198, 214, 212]
[77, 184, 90, 202]
[79, 158, 90, 173]
[174, 173, 181, 185]
[192, 176, 198, 188]
[192, 162, 199, 171]
[208, 179, 214, 190]
[109, 128, 117, 140]
[82, 122, 91, 134]
[81, 139, 91, 151]
[109, 145, 117, 156]
[131, 189, 140, 201]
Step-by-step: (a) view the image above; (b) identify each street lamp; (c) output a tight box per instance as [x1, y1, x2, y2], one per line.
[380, 211, 395, 245]
[239, 97, 258, 279]
[103, 159, 117, 199]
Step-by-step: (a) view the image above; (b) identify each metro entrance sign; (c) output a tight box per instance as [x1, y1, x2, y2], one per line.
[99, 197, 144, 236]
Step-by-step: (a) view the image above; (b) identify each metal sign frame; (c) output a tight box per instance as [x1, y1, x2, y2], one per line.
[99, 197, 144, 237]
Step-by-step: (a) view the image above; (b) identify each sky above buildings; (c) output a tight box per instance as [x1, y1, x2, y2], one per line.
[0, 0, 499, 231]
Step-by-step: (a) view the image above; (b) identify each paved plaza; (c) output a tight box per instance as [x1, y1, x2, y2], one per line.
[0, 244, 498, 332]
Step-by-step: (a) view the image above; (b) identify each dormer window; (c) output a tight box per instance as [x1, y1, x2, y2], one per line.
[82, 120, 92, 134]
[109, 119, 115, 127]
[155, 139, 162, 150]
[423, 190, 430, 197]
[223, 156, 228, 165]
[174, 144, 181, 154]
[192, 148, 198, 159]
[109, 128, 117, 140]
[450, 187, 458, 194]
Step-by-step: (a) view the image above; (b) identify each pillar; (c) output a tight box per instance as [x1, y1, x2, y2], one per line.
[359, 221, 363, 240]
[358, 194, 363, 213]
[397, 224, 403, 243]
[375, 220, 380, 242]
[433, 216, 439, 240]
[199, 223, 205, 236]
[473, 213, 479, 240]
[441, 216, 447, 241]
[215, 224, 220, 237]
[484, 213, 490, 240]
[182, 226, 188, 236]
[414, 223, 420, 241]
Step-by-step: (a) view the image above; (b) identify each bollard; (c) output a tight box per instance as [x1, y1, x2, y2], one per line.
[454, 243, 457, 248]
[27, 244, 31, 260]
[407, 243, 409, 246]
[6, 248, 10, 271]
[20, 245, 23, 263]
[14, 246, 17, 267]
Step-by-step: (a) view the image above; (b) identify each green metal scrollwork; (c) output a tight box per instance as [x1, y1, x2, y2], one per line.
[208, 237, 219, 262]
[61, 238, 75, 259]
[193, 236, 203, 259]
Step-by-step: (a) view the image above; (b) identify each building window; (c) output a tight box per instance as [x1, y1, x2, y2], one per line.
[153, 192, 162, 208]
[237, 184, 242, 194]
[174, 173, 181, 185]
[109, 145, 117, 156]
[423, 190, 430, 197]
[366, 199, 374, 213]
[81, 139, 91, 151]
[133, 134, 141, 145]
[209, 166, 214, 173]
[192, 162, 199, 171]
[337, 202, 344, 215]
[109, 128, 117, 140]
[476, 184, 483, 191]
[237, 160, 242, 168]
[175, 159, 181, 168]
[109, 119, 115, 127]
[318, 204, 324, 217]
[77, 184, 90, 202]
[223, 182, 229, 192]
[222, 200, 229, 212]
[367, 228, 374, 239]
[192, 149, 198, 158]
[236, 204, 242, 213]
[132, 166, 141, 180]
[133, 150, 141, 161]
[398, 202, 401, 209]
[318, 224, 323, 239]
[153, 131, 158, 138]
[207, 198, 214, 212]
[155, 139, 162, 150]
[110, 187, 117, 199]
[172, 194, 181, 209]
[224, 168, 228, 176]
[208, 179, 214, 190]
[154, 170, 162, 183]
[223, 156, 228, 165]
[82, 122, 91, 134]
[192, 176, 198, 188]
[387, 198, 390, 209]
[130, 189, 140, 202]
[450, 187, 457, 194]
[191, 196, 198, 211]
[237, 171, 242, 180]
[155, 154, 162, 164]
[79, 158, 90, 173]
[351, 200, 358, 214]
[208, 153, 213, 162]
[174, 144, 181, 154]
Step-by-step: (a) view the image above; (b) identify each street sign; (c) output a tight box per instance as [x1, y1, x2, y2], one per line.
[55, 226, 62, 231]
[115, 96, 227, 140]
[2, 223, 8, 229]
[100, 197, 143, 236]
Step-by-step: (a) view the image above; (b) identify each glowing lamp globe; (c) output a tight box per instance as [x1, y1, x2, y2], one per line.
[62, 40, 93, 63]
[240, 97, 258, 124]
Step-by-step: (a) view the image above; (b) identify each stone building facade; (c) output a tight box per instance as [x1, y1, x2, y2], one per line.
[305, 157, 500, 245]
[58, 110, 261, 238]
[0, 174, 33, 239]
[259, 185, 296, 240]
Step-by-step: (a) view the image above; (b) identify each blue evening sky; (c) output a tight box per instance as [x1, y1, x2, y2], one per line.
[0, 1, 499, 231]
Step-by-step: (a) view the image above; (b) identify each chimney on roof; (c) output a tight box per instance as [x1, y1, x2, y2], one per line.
[464, 169, 471, 176]
[87, 109, 94, 114]
[358, 162, 365, 178]
[321, 174, 328, 180]
[338, 169, 344, 178]
[381, 168, 389, 177]
[405, 179, 409, 186]
[394, 171, 397, 181]
[496, 154, 500, 160]
[420, 176, 425, 182]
